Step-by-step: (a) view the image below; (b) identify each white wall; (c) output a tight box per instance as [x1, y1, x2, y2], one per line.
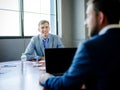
[60, 0, 87, 47]
[71, 0, 86, 47]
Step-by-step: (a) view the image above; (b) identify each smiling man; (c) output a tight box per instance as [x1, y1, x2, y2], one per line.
[24, 20, 64, 61]
[39, 0, 120, 90]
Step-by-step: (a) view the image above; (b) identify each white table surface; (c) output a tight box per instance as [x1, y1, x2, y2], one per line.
[0, 61, 45, 90]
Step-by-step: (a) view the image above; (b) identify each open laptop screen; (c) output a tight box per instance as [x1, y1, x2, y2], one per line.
[45, 48, 77, 76]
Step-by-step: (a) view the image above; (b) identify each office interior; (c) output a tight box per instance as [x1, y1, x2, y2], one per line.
[0, 0, 88, 62]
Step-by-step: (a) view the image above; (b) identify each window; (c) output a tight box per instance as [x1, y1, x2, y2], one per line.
[0, 0, 57, 38]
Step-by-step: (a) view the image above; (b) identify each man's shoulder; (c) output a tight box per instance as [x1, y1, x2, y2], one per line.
[49, 33, 59, 38]
[83, 35, 101, 46]
[31, 35, 39, 41]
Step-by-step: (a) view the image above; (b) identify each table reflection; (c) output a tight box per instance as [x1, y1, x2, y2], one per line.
[0, 61, 45, 90]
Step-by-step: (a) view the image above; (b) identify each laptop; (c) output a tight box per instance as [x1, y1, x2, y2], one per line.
[44, 48, 77, 76]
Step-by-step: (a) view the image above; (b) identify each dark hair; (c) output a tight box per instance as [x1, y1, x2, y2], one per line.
[38, 20, 49, 27]
[87, 0, 120, 24]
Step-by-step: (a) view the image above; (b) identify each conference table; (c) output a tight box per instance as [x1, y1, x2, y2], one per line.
[0, 60, 45, 90]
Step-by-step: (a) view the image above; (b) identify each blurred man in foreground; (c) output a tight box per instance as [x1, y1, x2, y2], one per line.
[39, 0, 120, 90]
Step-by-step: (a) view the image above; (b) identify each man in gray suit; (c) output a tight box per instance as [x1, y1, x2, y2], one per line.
[24, 20, 64, 61]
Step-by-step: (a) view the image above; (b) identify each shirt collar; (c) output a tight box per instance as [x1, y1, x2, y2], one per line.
[39, 34, 50, 40]
[99, 24, 120, 35]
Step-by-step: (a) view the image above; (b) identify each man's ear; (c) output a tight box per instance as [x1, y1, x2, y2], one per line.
[98, 11, 104, 25]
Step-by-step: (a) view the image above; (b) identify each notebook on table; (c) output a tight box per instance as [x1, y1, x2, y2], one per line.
[44, 48, 77, 76]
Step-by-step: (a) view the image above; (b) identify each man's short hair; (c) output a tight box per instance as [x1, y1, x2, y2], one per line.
[38, 20, 49, 27]
[87, 0, 120, 24]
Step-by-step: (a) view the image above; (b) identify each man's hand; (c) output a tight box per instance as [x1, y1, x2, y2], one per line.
[40, 56, 45, 60]
[39, 73, 53, 85]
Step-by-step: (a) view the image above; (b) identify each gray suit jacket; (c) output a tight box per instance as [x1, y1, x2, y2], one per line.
[24, 33, 64, 60]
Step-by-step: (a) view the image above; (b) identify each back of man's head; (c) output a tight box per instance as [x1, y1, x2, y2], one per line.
[88, 0, 120, 24]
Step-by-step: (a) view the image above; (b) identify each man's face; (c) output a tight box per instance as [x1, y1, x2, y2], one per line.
[85, 4, 99, 37]
[38, 22, 50, 38]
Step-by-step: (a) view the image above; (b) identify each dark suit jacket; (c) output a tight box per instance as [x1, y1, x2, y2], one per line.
[41, 26, 120, 90]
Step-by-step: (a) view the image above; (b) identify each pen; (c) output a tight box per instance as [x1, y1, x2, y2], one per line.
[2, 65, 16, 67]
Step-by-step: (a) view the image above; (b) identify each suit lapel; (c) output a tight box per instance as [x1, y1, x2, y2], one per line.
[48, 34, 53, 48]
[38, 35, 45, 54]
